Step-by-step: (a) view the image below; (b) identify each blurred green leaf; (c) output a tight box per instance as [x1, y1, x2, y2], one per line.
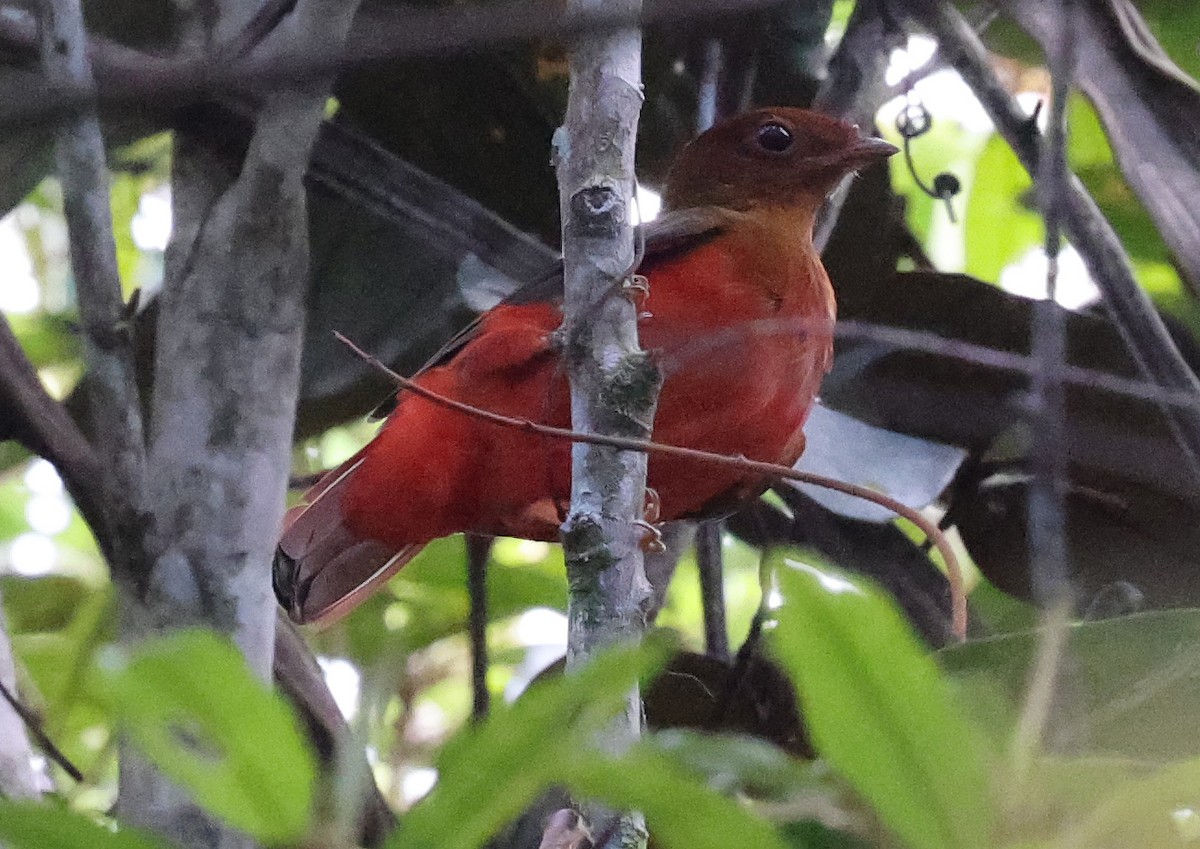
[964, 134, 1042, 282]
[108, 173, 144, 295]
[0, 441, 32, 476]
[968, 578, 1039, 637]
[14, 580, 113, 762]
[1137, 260, 1200, 338]
[1065, 98, 1171, 265]
[769, 556, 992, 849]
[330, 534, 567, 665]
[1139, 0, 1200, 80]
[1, 575, 92, 634]
[779, 820, 872, 849]
[1066, 95, 1115, 169]
[985, 755, 1151, 846]
[9, 313, 81, 369]
[566, 745, 790, 849]
[0, 801, 172, 849]
[645, 729, 816, 799]
[1069, 756, 1200, 849]
[388, 638, 669, 849]
[97, 630, 317, 844]
[941, 610, 1200, 761]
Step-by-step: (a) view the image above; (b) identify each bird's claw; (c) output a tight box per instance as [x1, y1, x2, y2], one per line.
[643, 487, 661, 524]
[635, 520, 667, 554]
[623, 273, 650, 304]
[636, 488, 665, 553]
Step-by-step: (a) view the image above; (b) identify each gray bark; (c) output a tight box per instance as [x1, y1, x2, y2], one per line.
[114, 0, 362, 846]
[38, 0, 151, 588]
[553, 0, 655, 846]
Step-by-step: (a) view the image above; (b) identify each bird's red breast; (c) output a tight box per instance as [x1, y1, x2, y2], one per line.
[275, 107, 896, 625]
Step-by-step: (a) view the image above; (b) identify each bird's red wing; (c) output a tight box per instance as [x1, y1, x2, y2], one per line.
[274, 206, 737, 626]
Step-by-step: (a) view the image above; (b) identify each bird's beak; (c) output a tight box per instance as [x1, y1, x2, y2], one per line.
[847, 135, 900, 163]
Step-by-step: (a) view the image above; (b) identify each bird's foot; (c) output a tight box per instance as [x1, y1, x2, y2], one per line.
[622, 273, 650, 305]
[634, 519, 667, 554]
[643, 487, 661, 524]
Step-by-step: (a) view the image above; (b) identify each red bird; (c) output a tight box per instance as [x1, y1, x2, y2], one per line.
[275, 108, 896, 625]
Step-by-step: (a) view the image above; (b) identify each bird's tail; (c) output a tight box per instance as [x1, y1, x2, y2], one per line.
[274, 456, 423, 627]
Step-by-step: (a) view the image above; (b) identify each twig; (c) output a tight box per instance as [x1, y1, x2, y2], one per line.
[670, 315, 1200, 412]
[1008, 601, 1071, 787]
[0, 0, 781, 128]
[695, 521, 729, 661]
[0, 678, 84, 783]
[1027, 0, 1073, 607]
[333, 331, 968, 640]
[465, 534, 492, 723]
[900, 0, 1200, 487]
[1003, 0, 1200, 297]
[274, 613, 396, 847]
[219, 0, 299, 60]
[695, 39, 723, 133]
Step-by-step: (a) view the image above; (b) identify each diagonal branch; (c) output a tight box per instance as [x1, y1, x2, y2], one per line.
[0, 0, 781, 128]
[0, 316, 110, 550]
[900, 0, 1200, 485]
[1003, 0, 1200, 296]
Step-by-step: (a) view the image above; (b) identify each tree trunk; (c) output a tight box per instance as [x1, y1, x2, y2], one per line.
[112, 2, 363, 847]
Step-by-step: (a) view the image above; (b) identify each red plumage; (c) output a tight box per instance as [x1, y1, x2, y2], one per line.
[275, 107, 896, 625]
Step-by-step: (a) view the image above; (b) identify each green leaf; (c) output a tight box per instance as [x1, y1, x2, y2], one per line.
[1071, 756, 1200, 848]
[1139, 0, 1200, 80]
[645, 729, 816, 799]
[0, 801, 173, 849]
[1, 575, 92, 634]
[9, 313, 81, 369]
[941, 609, 1200, 761]
[779, 820, 872, 849]
[964, 135, 1042, 283]
[566, 745, 790, 849]
[1137, 260, 1200, 338]
[388, 637, 670, 849]
[768, 556, 992, 849]
[97, 630, 317, 844]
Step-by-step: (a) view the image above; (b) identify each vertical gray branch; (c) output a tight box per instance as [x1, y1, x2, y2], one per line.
[38, 0, 151, 584]
[553, 0, 655, 846]
[1027, 0, 1072, 607]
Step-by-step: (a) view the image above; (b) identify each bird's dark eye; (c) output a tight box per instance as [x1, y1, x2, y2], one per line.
[755, 122, 794, 153]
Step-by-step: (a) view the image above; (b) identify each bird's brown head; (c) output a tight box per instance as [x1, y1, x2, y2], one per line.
[662, 107, 897, 212]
